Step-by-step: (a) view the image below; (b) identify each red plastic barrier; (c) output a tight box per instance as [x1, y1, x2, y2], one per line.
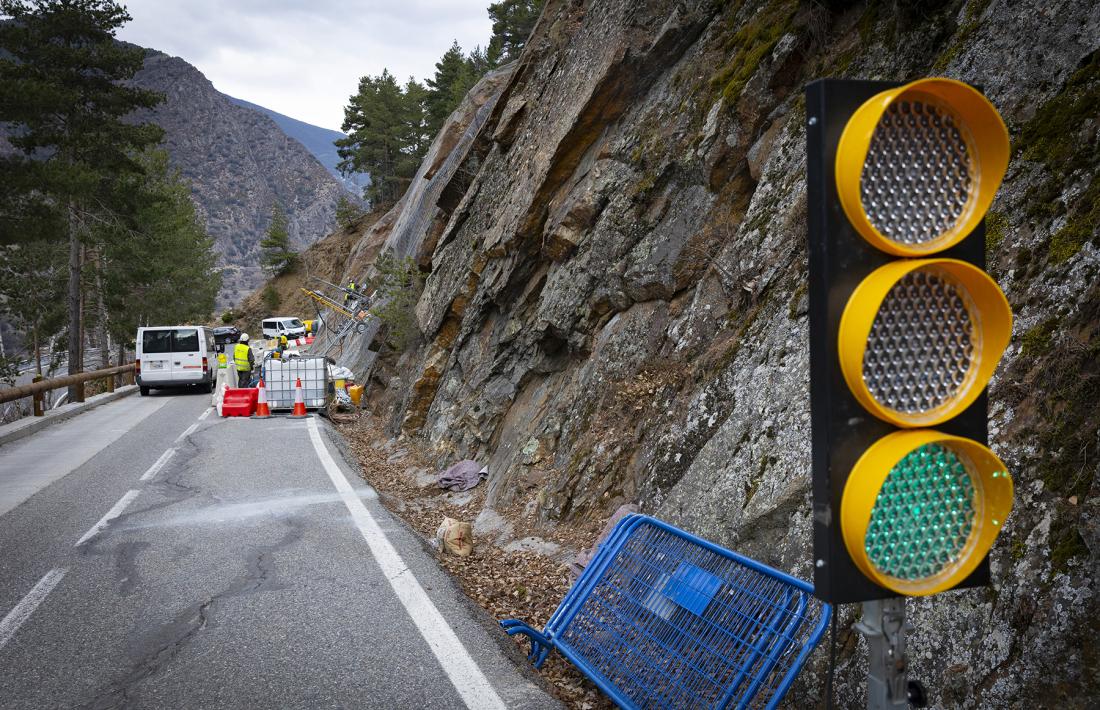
[221, 387, 258, 417]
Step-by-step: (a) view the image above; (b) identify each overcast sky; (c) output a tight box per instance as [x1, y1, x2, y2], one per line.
[116, 1, 494, 132]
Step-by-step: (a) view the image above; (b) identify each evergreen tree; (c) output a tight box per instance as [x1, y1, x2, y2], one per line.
[97, 150, 220, 343]
[338, 69, 411, 206]
[425, 41, 469, 134]
[0, 0, 164, 397]
[259, 203, 298, 275]
[486, 0, 544, 66]
[402, 77, 432, 163]
[335, 194, 366, 230]
[337, 70, 431, 206]
[0, 241, 67, 374]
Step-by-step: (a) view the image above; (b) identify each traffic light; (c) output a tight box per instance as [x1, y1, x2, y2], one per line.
[806, 78, 1014, 602]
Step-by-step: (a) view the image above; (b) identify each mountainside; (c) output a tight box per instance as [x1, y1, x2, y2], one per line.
[229, 97, 370, 194]
[311, 0, 1100, 706]
[131, 51, 350, 307]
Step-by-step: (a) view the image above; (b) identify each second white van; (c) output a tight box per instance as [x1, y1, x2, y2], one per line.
[261, 317, 307, 341]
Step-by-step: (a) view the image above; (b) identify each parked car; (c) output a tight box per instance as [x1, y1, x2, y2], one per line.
[212, 325, 242, 350]
[136, 326, 215, 396]
[261, 316, 307, 341]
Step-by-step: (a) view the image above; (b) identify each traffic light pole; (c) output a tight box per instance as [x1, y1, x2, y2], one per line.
[855, 598, 924, 709]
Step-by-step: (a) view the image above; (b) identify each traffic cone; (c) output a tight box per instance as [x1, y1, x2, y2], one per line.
[253, 378, 271, 419]
[289, 377, 308, 418]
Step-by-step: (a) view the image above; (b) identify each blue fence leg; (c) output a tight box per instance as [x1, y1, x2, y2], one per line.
[500, 619, 554, 669]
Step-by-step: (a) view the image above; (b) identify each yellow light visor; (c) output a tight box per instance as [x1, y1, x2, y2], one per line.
[841, 430, 1013, 596]
[839, 258, 1011, 428]
[835, 78, 1009, 255]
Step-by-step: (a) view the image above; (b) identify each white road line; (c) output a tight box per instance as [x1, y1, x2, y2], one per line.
[305, 418, 505, 710]
[139, 448, 176, 482]
[74, 490, 140, 546]
[175, 422, 199, 442]
[198, 407, 212, 421]
[0, 568, 67, 650]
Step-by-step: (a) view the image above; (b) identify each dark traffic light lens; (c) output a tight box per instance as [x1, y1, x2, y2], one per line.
[861, 98, 973, 247]
[862, 268, 975, 415]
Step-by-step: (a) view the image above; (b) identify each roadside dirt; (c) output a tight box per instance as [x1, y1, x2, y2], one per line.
[333, 411, 615, 709]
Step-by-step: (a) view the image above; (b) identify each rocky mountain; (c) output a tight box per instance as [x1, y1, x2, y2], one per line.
[131, 51, 350, 307]
[229, 97, 370, 195]
[310, 0, 1098, 706]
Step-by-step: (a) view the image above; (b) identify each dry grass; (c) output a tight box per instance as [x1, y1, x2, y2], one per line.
[333, 411, 615, 709]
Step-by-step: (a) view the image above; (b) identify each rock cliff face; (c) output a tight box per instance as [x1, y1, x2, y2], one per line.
[132, 51, 348, 307]
[334, 1, 1099, 705]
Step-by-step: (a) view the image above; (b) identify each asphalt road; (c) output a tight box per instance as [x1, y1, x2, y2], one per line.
[0, 390, 557, 709]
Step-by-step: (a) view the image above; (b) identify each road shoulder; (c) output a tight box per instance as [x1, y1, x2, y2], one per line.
[313, 416, 562, 709]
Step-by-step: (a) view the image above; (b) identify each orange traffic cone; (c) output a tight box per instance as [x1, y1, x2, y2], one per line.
[289, 377, 308, 418]
[253, 378, 271, 418]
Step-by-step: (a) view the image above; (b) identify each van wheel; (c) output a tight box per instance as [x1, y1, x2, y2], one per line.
[200, 382, 213, 394]
[140, 386, 150, 396]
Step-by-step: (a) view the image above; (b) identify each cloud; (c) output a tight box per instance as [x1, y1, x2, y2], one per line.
[116, 0, 494, 130]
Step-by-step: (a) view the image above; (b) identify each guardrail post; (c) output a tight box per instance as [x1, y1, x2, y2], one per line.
[32, 375, 44, 416]
[76, 380, 85, 403]
[106, 372, 115, 393]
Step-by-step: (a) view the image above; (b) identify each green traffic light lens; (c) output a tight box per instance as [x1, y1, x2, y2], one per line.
[864, 443, 976, 581]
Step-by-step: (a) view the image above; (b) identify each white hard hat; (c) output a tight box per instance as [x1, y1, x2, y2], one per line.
[239, 333, 249, 342]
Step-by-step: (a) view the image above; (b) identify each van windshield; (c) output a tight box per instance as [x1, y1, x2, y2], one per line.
[289, 319, 303, 328]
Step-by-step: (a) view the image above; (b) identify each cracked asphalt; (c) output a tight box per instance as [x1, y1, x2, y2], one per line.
[0, 390, 558, 709]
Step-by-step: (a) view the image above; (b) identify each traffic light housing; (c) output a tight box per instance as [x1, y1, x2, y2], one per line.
[806, 79, 1014, 603]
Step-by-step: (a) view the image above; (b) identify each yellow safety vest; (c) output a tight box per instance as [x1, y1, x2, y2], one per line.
[233, 343, 251, 371]
[217, 353, 227, 369]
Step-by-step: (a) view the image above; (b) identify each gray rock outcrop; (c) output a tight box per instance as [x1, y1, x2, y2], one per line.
[333, 1, 1100, 706]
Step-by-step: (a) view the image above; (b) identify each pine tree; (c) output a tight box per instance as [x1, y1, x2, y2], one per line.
[335, 195, 365, 230]
[425, 41, 469, 134]
[259, 203, 298, 275]
[486, 0, 544, 66]
[0, 0, 165, 398]
[338, 69, 411, 206]
[97, 150, 220, 342]
[337, 70, 431, 206]
[0, 241, 67, 375]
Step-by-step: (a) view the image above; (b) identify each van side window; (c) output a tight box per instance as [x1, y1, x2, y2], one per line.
[173, 329, 199, 352]
[142, 330, 172, 354]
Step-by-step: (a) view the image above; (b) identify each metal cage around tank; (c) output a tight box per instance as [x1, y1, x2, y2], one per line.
[261, 357, 329, 411]
[501, 515, 831, 709]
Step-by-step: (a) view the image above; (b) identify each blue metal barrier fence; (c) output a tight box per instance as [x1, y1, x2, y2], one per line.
[501, 514, 831, 709]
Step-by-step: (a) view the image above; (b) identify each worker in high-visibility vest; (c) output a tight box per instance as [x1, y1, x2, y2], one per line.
[232, 333, 254, 387]
[344, 280, 356, 303]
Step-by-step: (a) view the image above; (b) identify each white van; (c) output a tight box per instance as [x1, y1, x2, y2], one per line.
[261, 316, 307, 341]
[136, 326, 215, 396]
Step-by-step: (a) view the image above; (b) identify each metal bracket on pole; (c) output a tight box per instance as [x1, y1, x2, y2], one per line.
[856, 598, 922, 710]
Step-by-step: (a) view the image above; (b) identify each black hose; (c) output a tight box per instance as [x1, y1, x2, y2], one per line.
[825, 609, 838, 710]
